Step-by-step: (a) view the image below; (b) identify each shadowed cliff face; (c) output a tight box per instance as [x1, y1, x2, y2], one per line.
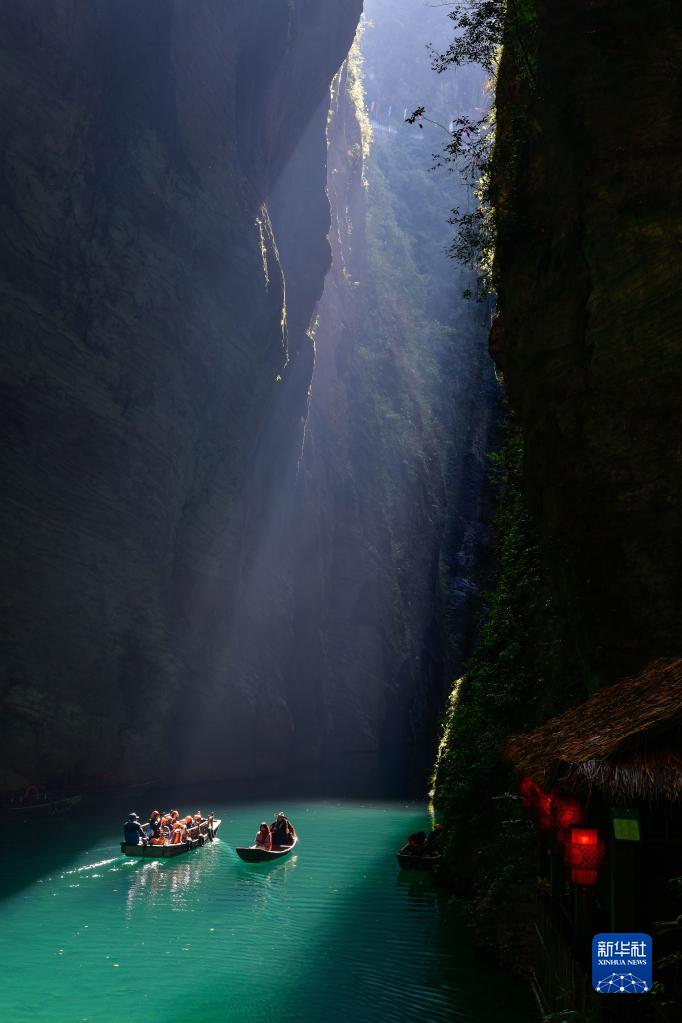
[0, 0, 362, 789]
[210, 1, 498, 780]
[492, 0, 682, 687]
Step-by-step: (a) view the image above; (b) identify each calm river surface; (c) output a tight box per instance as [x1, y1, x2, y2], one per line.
[0, 797, 534, 1022]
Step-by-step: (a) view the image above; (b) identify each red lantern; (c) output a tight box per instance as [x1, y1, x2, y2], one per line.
[536, 790, 554, 830]
[565, 828, 605, 885]
[568, 828, 598, 849]
[552, 796, 583, 830]
[517, 777, 543, 810]
[518, 776, 539, 808]
[570, 869, 598, 885]
[551, 796, 583, 844]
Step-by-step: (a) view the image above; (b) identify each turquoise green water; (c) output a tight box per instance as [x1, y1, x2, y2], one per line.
[0, 799, 533, 1022]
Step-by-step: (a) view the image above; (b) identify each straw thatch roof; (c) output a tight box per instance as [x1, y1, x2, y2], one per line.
[504, 658, 682, 801]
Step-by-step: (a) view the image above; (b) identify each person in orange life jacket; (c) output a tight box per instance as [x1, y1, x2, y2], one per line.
[255, 823, 272, 851]
[171, 819, 187, 844]
[166, 810, 183, 840]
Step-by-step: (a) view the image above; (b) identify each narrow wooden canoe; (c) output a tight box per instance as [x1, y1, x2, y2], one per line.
[121, 818, 221, 858]
[235, 835, 298, 863]
[9, 794, 82, 817]
[396, 850, 441, 872]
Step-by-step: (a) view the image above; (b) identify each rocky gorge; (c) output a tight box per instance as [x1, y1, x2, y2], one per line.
[0, 1, 496, 793]
[0, 0, 363, 789]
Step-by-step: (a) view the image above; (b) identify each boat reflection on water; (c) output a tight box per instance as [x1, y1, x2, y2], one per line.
[234, 850, 299, 887]
[395, 872, 439, 913]
[125, 857, 207, 917]
[232, 852, 299, 916]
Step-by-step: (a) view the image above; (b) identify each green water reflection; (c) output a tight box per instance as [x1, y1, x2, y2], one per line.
[0, 799, 533, 1022]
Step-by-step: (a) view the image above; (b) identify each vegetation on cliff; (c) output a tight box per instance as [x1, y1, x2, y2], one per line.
[430, 3, 548, 871]
[432, 2, 682, 1017]
[431, 429, 548, 923]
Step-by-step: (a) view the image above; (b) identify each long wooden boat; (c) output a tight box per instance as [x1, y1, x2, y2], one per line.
[396, 849, 441, 872]
[235, 835, 298, 863]
[121, 818, 221, 858]
[8, 794, 82, 818]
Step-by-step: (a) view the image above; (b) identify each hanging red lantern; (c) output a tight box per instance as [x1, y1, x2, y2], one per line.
[518, 776, 540, 808]
[536, 790, 554, 830]
[552, 796, 583, 830]
[565, 828, 605, 885]
[570, 868, 599, 885]
[567, 827, 598, 849]
[551, 796, 583, 844]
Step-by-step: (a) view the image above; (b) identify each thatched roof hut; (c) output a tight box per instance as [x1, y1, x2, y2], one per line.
[504, 658, 682, 802]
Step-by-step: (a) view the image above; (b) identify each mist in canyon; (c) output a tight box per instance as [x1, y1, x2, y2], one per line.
[0, 0, 494, 795]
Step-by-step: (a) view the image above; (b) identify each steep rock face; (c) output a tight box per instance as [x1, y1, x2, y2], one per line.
[492, 0, 682, 687]
[178, 12, 498, 785]
[285, 41, 497, 768]
[0, 0, 362, 789]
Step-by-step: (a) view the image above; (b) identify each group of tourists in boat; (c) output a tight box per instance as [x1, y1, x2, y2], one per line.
[397, 824, 442, 870]
[253, 811, 296, 851]
[123, 809, 215, 847]
[121, 808, 295, 859]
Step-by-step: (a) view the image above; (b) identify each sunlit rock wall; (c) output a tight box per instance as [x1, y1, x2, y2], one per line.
[283, 23, 497, 771]
[170, 8, 498, 784]
[0, 0, 362, 790]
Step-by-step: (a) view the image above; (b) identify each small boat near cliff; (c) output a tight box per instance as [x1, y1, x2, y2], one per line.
[121, 817, 221, 858]
[6, 787, 82, 819]
[394, 847, 443, 871]
[396, 850, 440, 871]
[236, 835, 298, 863]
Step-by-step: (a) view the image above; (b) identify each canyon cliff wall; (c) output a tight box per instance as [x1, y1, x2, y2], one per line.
[433, 0, 682, 940]
[282, 11, 497, 776]
[0, 0, 362, 790]
[492, 0, 682, 691]
[181, 22, 497, 787]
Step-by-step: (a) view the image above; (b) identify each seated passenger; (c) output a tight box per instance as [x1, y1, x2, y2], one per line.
[147, 810, 162, 841]
[123, 813, 147, 846]
[171, 820, 187, 844]
[270, 811, 295, 848]
[400, 831, 426, 856]
[254, 823, 272, 851]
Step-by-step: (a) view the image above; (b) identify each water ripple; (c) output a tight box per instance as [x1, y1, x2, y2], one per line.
[0, 800, 532, 1023]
